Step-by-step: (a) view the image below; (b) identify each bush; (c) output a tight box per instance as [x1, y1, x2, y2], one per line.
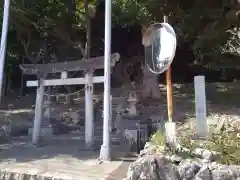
[151, 127, 240, 165]
[179, 127, 240, 165]
[206, 128, 240, 165]
[150, 130, 165, 147]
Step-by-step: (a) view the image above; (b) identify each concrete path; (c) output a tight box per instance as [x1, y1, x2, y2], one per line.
[0, 135, 135, 180]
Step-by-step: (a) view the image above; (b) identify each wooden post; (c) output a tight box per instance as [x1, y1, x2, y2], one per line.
[164, 15, 177, 149]
[166, 67, 173, 122]
[85, 70, 94, 148]
[164, 15, 173, 123]
[32, 76, 45, 144]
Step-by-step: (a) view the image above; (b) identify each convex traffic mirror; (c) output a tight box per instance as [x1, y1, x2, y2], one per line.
[143, 23, 177, 74]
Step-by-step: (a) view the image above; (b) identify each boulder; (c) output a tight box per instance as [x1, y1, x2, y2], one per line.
[124, 141, 240, 180]
[211, 165, 240, 180]
[178, 159, 201, 179]
[125, 153, 180, 180]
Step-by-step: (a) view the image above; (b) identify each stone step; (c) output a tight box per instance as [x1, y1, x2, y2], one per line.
[28, 126, 121, 142]
[76, 129, 121, 138]
[58, 135, 121, 142]
[49, 135, 121, 142]
[76, 133, 121, 140]
[14, 134, 122, 145]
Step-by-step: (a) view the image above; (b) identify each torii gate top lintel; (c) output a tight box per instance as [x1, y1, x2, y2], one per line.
[19, 53, 120, 75]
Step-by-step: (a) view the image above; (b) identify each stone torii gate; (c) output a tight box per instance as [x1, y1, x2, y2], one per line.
[19, 53, 120, 147]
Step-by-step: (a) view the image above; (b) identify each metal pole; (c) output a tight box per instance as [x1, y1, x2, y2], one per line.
[164, 15, 173, 122]
[0, 0, 10, 104]
[100, 0, 111, 161]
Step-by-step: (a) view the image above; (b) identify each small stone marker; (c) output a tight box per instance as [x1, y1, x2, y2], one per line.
[68, 111, 80, 124]
[194, 76, 208, 137]
[127, 92, 138, 117]
[43, 100, 51, 120]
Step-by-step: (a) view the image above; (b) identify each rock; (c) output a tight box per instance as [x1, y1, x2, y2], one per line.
[170, 155, 183, 164]
[43, 106, 51, 119]
[178, 159, 201, 180]
[139, 145, 157, 158]
[123, 135, 240, 180]
[144, 142, 152, 149]
[0, 124, 11, 137]
[195, 165, 212, 180]
[211, 165, 240, 180]
[139, 142, 165, 158]
[126, 153, 180, 180]
[193, 148, 216, 161]
[178, 161, 240, 180]
[68, 111, 80, 124]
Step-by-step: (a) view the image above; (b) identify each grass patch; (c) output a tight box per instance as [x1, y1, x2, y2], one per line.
[150, 130, 165, 147]
[179, 127, 240, 165]
[206, 128, 240, 165]
[150, 126, 240, 165]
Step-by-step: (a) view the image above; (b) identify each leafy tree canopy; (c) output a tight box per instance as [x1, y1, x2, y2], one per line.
[0, 0, 239, 71]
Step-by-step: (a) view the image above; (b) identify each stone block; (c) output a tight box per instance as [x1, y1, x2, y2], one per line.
[28, 126, 53, 137]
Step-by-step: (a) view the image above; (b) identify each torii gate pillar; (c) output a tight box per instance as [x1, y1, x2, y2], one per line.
[32, 76, 45, 144]
[85, 70, 94, 148]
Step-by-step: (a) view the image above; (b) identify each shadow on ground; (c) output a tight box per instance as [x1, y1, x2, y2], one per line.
[158, 82, 240, 124]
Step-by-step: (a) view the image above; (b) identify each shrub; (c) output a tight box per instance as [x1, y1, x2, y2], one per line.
[150, 130, 165, 147]
[151, 126, 240, 165]
[206, 127, 240, 165]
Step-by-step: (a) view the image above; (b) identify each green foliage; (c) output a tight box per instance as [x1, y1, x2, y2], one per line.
[75, 0, 96, 29]
[193, 20, 239, 64]
[112, 0, 153, 27]
[0, 0, 239, 73]
[179, 127, 240, 165]
[221, 27, 240, 56]
[150, 130, 166, 146]
[0, 2, 21, 72]
[112, 0, 180, 27]
[0, 7, 2, 30]
[206, 128, 240, 165]
[191, 7, 240, 68]
[178, 135, 200, 152]
[150, 130, 196, 158]
[149, 124, 240, 164]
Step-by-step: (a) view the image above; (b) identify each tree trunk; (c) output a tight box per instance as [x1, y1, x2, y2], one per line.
[19, 57, 24, 97]
[84, 0, 91, 59]
[141, 67, 161, 99]
[65, 0, 92, 105]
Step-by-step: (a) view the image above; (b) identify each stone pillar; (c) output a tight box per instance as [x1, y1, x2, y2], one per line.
[32, 76, 45, 144]
[85, 69, 94, 148]
[43, 99, 51, 123]
[109, 95, 112, 131]
[115, 101, 124, 134]
[194, 76, 208, 138]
